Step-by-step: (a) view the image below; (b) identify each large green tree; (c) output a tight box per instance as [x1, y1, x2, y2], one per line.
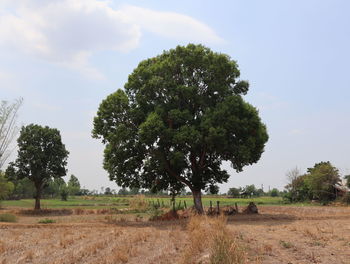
[305, 161, 341, 202]
[93, 44, 268, 213]
[11, 124, 69, 210]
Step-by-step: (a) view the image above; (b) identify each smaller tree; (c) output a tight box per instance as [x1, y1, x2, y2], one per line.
[227, 187, 240, 198]
[245, 184, 257, 198]
[305, 161, 340, 202]
[67, 174, 81, 196]
[256, 188, 264, 197]
[0, 171, 14, 204]
[5, 164, 35, 199]
[118, 188, 129, 195]
[285, 167, 313, 202]
[270, 188, 279, 197]
[60, 183, 69, 201]
[104, 187, 112, 195]
[11, 124, 69, 210]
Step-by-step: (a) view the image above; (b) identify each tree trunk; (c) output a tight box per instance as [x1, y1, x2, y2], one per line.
[192, 190, 204, 214]
[34, 183, 42, 210]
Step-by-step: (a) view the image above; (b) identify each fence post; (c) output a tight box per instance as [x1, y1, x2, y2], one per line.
[216, 201, 220, 215]
[173, 201, 176, 212]
[178, 200, 182, 210]
[235, 202, 238, 213]
[184, 201, 187, 209]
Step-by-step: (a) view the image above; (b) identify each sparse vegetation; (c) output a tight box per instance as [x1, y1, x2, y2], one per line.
[279, 240, 294, 249]
[38, 218, 56, 224]
[0, 213, 17, 222]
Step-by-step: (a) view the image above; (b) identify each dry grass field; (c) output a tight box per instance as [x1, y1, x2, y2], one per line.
[1, 205, 350, 264]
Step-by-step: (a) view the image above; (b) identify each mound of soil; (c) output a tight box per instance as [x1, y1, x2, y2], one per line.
[243, 202, 258, 214]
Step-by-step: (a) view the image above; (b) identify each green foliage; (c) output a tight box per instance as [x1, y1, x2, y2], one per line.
[92, 44, 268, 213]
[270, 188, 279, 197]
[0, 213, 17, 222]
[244, 185, 257, 197]
[305, 161, 340, 202]
[67, 174, 81, 195]
[285, 162, 341, 203]
[44, 178, 66, 198]
[38, 218, 56, 224]
[60, 184, 69, 201]
[227, 187, 240, 197]
[11, 124, 69, 209]
[148, 207, 163, 220]
[0, 171, 14, 200]
[5, 164, 35, 199]
[279, 240, 294, 249]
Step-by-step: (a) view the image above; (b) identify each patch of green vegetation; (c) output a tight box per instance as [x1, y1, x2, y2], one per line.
[38, 218, 56, 224]
[279, 240, 294, 249]
[2, 195, 313, 212]
[0, 213, 17, 222]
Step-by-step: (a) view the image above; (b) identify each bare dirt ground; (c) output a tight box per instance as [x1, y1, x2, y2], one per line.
[1, 206, 350, 264]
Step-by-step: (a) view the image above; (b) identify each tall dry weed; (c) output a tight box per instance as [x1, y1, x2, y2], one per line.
[181, 215, 246, 264]
[129, 195, 149, 212]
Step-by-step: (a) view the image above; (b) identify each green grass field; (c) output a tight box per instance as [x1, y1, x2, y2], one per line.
[1, 195, 289, 210]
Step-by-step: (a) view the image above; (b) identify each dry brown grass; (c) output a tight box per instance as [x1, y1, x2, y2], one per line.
[1, 206, 350, 263]
[129, 195, 149, 211]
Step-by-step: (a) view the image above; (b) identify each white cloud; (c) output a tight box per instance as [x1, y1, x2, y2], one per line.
[0, 0, 223, 79]
[121, 5, 224, 45]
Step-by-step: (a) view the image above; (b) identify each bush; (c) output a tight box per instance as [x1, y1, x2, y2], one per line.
[148, 207, 163, 220]
[60, 187, 69, 201]
[0, 214, 17, 222]
[38, 218, 56, 224]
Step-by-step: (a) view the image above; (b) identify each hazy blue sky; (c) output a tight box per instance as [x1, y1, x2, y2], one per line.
[1, 0, 349, 192]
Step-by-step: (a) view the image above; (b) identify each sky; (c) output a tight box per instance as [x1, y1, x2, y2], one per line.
[1, 0, 350, 193]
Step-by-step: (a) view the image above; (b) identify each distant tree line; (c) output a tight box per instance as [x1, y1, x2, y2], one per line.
[227, 185, 281, 198]
[2, 169, 85, 201]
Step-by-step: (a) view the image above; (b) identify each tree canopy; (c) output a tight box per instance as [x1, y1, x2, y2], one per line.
[11, 124, 69, 209]
[93, 44, 268, 213]
[285, 162, 341, 203]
